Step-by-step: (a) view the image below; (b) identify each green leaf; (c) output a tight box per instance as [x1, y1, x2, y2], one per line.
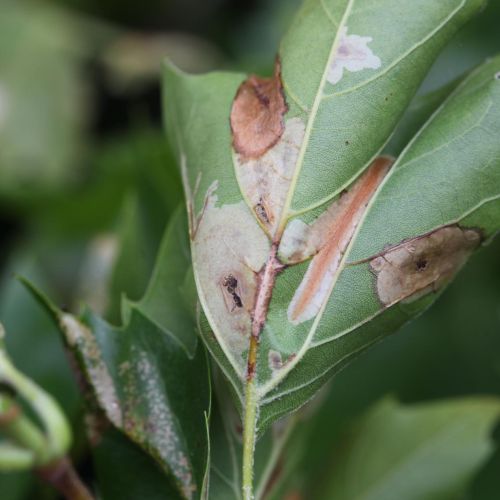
[31, 293, 209, 500]
[129, 207, 198, 357]
[93, 428, 184, 500]
[272, 0, 486, 213]
[349, 56, 500, 261]
[312, 397, 500, 500]
[21, 205, 210, 499]
[163, 1, 499, 494]
[383, 77, 462, 156]
[164, 0, 497, 416]
[107, 148, 183, 323]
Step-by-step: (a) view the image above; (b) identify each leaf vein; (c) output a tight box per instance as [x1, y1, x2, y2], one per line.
[322, 0, 468, 100]
[320, 0, 340, 27]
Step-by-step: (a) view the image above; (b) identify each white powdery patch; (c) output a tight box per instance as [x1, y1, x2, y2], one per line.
[134, 350, 196, 499]
[327, 26, 381, 85]
[0, 83, 9, 129]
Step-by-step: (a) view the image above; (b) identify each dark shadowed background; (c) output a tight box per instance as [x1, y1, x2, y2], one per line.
[1, 0, 500, 498]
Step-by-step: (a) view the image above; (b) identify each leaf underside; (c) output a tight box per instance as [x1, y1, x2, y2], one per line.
[22, 210, 210, 500]
[163, 0, 500, 434]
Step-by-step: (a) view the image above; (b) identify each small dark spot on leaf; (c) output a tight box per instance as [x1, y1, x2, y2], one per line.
[223, 274, 238, 292]
[233, 294, 243, 308]
[415, 258, 428, 271]
[370, 225, 481, 306]
[495, 71, 500, 81]
[255, 200, 270, 224]
[345, 140, 350, 145]
[222, 274, 244, 311]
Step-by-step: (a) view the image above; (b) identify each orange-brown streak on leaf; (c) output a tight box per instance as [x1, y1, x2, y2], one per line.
[230, 59, 288, 161]
[289, 157, 393, 324]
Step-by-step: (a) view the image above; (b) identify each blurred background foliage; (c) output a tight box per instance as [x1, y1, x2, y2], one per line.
[0, 0, 499, 498]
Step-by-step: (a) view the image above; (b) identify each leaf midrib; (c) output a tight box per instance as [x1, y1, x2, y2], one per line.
[276, 0, 356, 237]
[257, 29, 489, 399]
[278, 0, 472, 221]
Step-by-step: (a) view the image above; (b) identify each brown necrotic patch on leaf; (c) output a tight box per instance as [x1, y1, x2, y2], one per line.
[230, 59, 288, 161]
[370, 225, 481, 306]
[286, 157, 393, 325]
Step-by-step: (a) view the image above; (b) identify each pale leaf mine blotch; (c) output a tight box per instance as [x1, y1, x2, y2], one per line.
[234, 117, 306, 236]
[327, 26, 381, 85]
[192, 182, 270, 367]
[370, 225, 481, 306]
[230, 57, 307, 237]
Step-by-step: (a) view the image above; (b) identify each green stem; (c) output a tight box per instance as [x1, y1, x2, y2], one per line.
[242, 242, 282, 498]
[0, 345, 71, 463]
[254, 415, 297, 500]
[242, 377, 258, 500]
[0, 326, 93, 499]
[0, 394, 48, 462]
[0, 443, 35, 470]
[0, 396, 94, 499]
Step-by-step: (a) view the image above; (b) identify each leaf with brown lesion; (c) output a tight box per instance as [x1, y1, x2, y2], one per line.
[286, 156, 393, 325]
[230, 59, 288, 162]
[163, 0, 499, 452]
[280, 156, 395, 265]
[191, 185, 271, 374]
[370, 225, 482, 306]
